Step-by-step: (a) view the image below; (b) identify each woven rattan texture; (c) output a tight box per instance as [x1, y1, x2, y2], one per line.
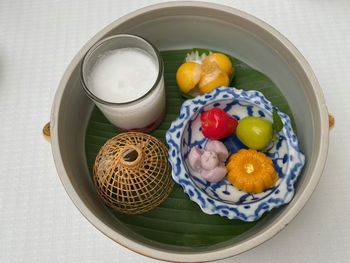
[93, 132, 174, 214]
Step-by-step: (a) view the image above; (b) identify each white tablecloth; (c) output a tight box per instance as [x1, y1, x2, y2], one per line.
[0, 0, 349, 262]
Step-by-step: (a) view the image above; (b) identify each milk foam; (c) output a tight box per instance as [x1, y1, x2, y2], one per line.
[88, 48, 158, 103]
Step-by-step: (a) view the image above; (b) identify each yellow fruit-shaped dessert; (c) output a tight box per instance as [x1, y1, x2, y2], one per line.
[176, 51, 234, 94]
[176, 62, 201, 94]
[198, 68, 230, 93]
[226, 149, 278, 193]
[202, 53, 234, 78]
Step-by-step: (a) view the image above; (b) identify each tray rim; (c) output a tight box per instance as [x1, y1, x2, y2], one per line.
[50, 1, 329, 262]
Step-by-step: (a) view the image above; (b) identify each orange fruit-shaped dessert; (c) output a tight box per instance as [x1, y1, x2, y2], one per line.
[175, 51, 234, 95]
[198, 68, 230, 93]
[202, 53, 234, 78]
[176, 62, 201, 94]
[226, 149, 278, 193]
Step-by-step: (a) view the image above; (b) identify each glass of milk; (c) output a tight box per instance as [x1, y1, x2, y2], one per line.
[81, 34, 165, 132]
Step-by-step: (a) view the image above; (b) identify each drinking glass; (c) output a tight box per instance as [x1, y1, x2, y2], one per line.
[81, 34, 165, 132]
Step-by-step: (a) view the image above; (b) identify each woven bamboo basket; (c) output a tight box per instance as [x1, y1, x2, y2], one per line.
[93, 132, 174, 214]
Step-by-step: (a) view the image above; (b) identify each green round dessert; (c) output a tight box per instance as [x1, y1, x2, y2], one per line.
[236, 116, 273, 150]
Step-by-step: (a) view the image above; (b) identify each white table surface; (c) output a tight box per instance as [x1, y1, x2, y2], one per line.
[0, 0, 349, 262]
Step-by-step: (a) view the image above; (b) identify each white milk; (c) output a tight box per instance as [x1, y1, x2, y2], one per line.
[88, 48, 158, 103]
[87, 47, 165, 131]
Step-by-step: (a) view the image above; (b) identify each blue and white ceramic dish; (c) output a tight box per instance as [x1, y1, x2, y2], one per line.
[166, 87, 305, 222]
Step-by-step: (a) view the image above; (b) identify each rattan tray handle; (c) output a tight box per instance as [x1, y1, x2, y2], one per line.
[42, 122, 51, 142]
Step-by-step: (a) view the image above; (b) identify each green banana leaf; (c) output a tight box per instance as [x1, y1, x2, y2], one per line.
[85, 49, 294, 247]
